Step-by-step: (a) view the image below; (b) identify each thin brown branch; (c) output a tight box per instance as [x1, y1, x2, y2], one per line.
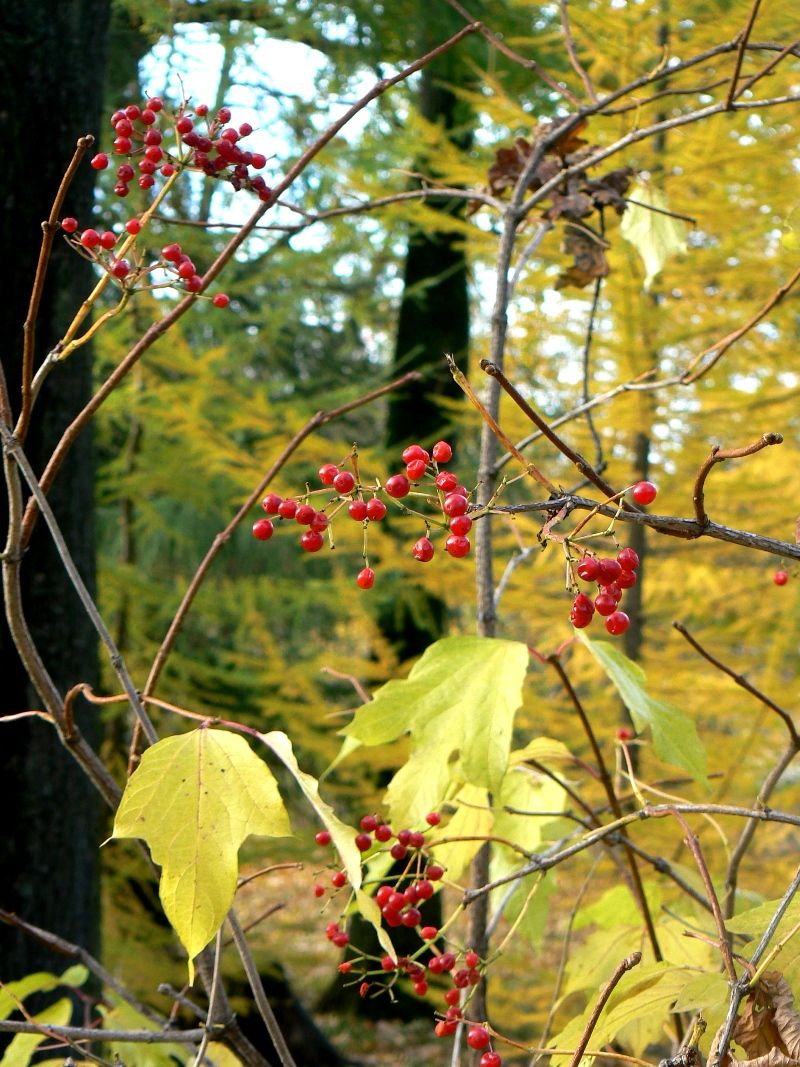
[692, 432, 783, 527]
[0, 1020, 205, 1044]
[18, 21, 480, 548]
[568, 952, 642, 1067]
[735, 38, 800, 99]
[143, 370, 420, 698]
[624, 197, 697, 225]
[443, 0, 582, 104]
[672, 622, 798, 745]
[662, 809, 737, 982]
[480, 360, 633, 508]
[726, 0, 763, 108]
[560, 0, 598, 102]
[319, 665, 371, 704]
[17, 135, 94, 443]
[682, 266, 800, 384]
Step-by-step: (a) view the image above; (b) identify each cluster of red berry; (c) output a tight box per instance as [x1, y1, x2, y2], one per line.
[252, 440, 475, 587]
[313, 813, 502, 1062]
[567, 480, 657, 637]
[90, 97, 270, 200]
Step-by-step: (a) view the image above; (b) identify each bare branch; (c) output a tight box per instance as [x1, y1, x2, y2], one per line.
[692, 433, 783, 527]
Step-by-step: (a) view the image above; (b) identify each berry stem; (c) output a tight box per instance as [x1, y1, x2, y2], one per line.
[692, 432, 783, 527]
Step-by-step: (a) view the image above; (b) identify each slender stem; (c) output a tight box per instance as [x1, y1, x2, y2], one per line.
[567, 952, 642, 1067]
[0, 1021, 206, 1044]
[734, 38, 800, 99]
[192, 929, 223, 1067]
[692, 433, 783, 527]
[725, 0, 763, 108]
[227, 910, 298, 1067]
[559, 0, 598, 102]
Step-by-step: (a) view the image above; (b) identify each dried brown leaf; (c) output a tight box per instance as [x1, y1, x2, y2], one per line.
[555, 225, 610, 290]
[708, 974, 800, 1067]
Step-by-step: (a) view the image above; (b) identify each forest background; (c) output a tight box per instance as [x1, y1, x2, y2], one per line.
[1, 1, 800, 1066]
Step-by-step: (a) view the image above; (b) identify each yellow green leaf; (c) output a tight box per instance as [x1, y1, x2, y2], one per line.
[112, 728, 291, 980]
[0, 998, 71, 1067]
[0, 965, 87, 1021]
[620, 181, 688, 290]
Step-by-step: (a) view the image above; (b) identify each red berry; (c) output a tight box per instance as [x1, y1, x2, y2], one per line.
[432, 440, 453, 463]
[318, 462, 339, 485]
[406, 459, 427, 481]
[617, 568, 637, 589]
[427, 864, 444, 880]
[144, 129, 163, 145]
[252, 518, 274, 541]
[212, 293, 230, 308]
[161, 163, 176, 177]
[114, 117, 133, 136]
[421, 925, 438, 940]
[295, 504, 316, 525]
[146, 96, 163, 112]
[598, 558, 622, 585]
[605, 611, 630, 636]
[348, 499, 368, 521]
[449, 514, 472, 535]
[162, 243, 182, 262]
[176, 116, 194, 134]
[385, 473, 410, 498]
[616, 727, 633, 740]
[113, 183, 130, 197]
[632, 480, 657, 505]
[416, 880, 434, 900]
[444, 988, 460, 1006]
[570, 608, 593, 629]
[413, 980, 428, 996]
[438, 952, 456, 972]
[331, 870, 347, 888]
[278, 499, 298, 519]
[140, 108, 156, 125]
[144, 145, 163, 162]
[402, 444, 430, 465]
[445, 534, 470, 558]
[184, 273, 202, 291]
[366, 498, 387, 521]
[61, 217, 79, 233]
[374, 824, 392, 842]
[357, 567, 375, 590]
[480, 1054, 502, 1067]
[355, 832, 372, 851]
[467, 1026, 491, 1051]
[310, 512, 329, 532]
[217, 106, 232, 122]
[617, 547, 640, 570]
[408, 831, 425, 848]
[111, 259, 130, 279]
[313, 884, 325, 897]
[113, 136, 132, 155]
[100, 230, 117, 250]
[239, 122, 253, 137]
[443, 493, 468, 519]
[375, 885, 393, 907]
[338, 960, 352, 973]
[397, 829, 411, 846]
[594, 592, 617, 616]
[605, 581, 623, 603]
[435, 1020, 457, 1038]
[124, 104, 140, 120]
[402, 907, 422, 927]
[125, 218, 142, 235]
[332, 931, 349, 947]
[426, 811, 441, 825]
[774, 570, 789, 586]
[390, 842, 407, 860]
[333, 470, 356, 494]
[435, 471, 458, 493]
[315, 830, 332, 846]
[412, 536, 434, 562]
[91, 152, 109, 170]
[139, 175, 155, 190]
[577, 556, 601, 582]
[465, 950, 480, 969]
[360, 814, 378, 831]
[300, 530, 324, 552]
[251, 152, 267, 169]
[80, 228, 101, 249]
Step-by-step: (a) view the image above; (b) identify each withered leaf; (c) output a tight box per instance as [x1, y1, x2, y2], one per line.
[708, 974, 800, 1067]
[544, 190, 595, 222]
[550, 117, 589, 157]
[555, 224, 610, 290]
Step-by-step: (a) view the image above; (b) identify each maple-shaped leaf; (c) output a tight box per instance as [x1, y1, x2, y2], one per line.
[620, 181, 688, 289]
[113, 728, 291, 980]
[343, 636, 529, 826]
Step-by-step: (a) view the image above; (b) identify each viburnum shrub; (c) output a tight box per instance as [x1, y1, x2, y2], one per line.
[6, 9, 800, 1067]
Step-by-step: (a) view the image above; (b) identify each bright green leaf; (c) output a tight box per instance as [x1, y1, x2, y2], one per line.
[672, 971, 729, 1012]
[620, 181, 688, 290]
[0, 965, 87, 1021]
[578, 634, 708, 786]
[99, 993, 189, 1067]
[344, 636, 529, 802]
[113, 728, 291, 980]
[0, 998, 71, 1067]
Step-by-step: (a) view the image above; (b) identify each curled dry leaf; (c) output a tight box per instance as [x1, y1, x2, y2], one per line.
[708, 973, 800, 1067]
[555, 224, 610, 290]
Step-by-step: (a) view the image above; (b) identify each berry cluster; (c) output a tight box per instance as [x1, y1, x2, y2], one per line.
[96, 97, 270, 200]
[569, 546, 640, 636]
[252, 440, 476, 587]
[313, 812, 502, 1063]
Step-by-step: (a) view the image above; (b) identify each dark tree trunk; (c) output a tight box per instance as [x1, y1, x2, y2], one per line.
[0, 0, 111, 981]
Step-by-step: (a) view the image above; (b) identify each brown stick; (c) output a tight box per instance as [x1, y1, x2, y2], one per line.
[734, 37, 800, 99]
[567, 952, 642, 1067]
[559, 0, 598, 102]
[17, 135, 94, 443]
[692, 432, 782, 526]
[682, 266, 800, 384]
[725, 0, 763, 108]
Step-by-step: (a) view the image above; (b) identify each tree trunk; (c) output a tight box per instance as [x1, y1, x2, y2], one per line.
[0, 0, 110, 981]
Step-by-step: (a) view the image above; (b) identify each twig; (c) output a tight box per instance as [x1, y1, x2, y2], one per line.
[192, 928, 223, 1067]
[0, 421, 157, 745]
[725, 0, 763, 108]
[17, 134, 94, 443]
[748, 863, 800, 972]
[692, 432, 783, 527]
[143, 370, 420, 698]
[681, 267, 800, 383]
[672, 622, 798, 745]
[624, 197, 696, 225]
[734, 38, 800, 99]
[319, 666, 371, 704]
[494, 544, 538, 610]
[581, 271, 605, 472]
[481, 360, 631, 507]
[227, 910, 298, 1067]
[567, 952, 642, 1067]
[0, 1020, 205, 1043]
[662, 809, 737, 982]
[508, 221, 554, 298]
[559, 0, 598, 102]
